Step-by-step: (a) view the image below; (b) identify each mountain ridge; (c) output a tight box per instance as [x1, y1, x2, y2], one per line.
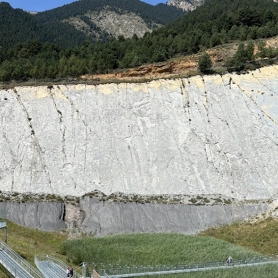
[0, 0, 184, 49]
[167, 0, 207, 11]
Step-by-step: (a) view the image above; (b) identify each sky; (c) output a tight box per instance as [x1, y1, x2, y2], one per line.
[2, 0, 168, 12]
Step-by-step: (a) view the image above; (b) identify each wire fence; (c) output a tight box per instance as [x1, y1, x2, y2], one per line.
[35, 254, 82, 278]
[0, 239, 44, 278]
[87, 255, 278, 277]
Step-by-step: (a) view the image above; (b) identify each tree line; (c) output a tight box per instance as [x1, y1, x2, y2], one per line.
[1, 0, 278, 81]
[34, 0, 184, 26]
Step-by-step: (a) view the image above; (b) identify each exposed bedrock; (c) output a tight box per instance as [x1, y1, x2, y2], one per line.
[0, 201, 66, 231]
[0, 66, 278, 201]
[0, 199, 269, 235]
[79, 197, 269, 236]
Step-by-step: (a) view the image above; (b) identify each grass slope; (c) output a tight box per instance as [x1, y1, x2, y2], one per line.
[165, 264, 278, 278]
[61, 233, 259, 266]
[1, 218, 278, 277]
[200, 218, 278, 255]
[0, 220, 67, 268]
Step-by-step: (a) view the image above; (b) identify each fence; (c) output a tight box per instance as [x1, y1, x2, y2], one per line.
[0, 239, 44, 278]
[87, 255, 278, 278]
[35, 254, 82, 278]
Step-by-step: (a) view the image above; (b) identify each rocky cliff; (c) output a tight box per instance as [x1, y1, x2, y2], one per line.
[167, 0, 206, 11]
[0, 201, 66, 231]
[0, 198, 269, 236]
[79, 197, 269, 236]
[0, 66, 278, 201]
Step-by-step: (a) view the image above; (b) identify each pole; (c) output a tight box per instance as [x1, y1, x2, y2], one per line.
[82, 262, 86, 278]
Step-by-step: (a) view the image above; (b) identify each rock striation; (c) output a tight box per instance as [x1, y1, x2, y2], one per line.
[0, 66, 278, 201]
[79, 197, 269, 236]
[0, 198, 269, 235]
[0, 201, 66, 231]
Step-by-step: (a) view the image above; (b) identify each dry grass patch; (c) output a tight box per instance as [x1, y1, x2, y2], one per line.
[200, 217, 278, 255]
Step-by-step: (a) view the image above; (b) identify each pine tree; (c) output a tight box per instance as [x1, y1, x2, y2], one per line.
[198, 52, 212, 73]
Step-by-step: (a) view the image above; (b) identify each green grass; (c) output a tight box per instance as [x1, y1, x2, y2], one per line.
[200, 218, 278, 255]
[2, 217, 278, 277]
[61, 233, 259, 266]
[160, 264, 278, 278]
[0, 219, 68, 267]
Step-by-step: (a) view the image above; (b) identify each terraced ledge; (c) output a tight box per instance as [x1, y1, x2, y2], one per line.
[0, 190, 269, 206]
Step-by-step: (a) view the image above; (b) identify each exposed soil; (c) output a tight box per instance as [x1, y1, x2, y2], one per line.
[2, 37, 278, 90]
[81, 36, 278, 83]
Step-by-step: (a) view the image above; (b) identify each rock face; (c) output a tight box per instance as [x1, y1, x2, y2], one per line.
[167, 0, 206, 11]
[0, 66, 278, 201]
[79, 197, 269, 236]
[0, 201, 66, 231]
[64, 8, 160, 39]
[0, 199, 269, 235]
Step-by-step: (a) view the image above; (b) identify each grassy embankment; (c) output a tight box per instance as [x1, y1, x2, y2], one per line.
[1, 218, 278, 277]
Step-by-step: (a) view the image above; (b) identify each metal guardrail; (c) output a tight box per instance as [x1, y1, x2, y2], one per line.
[88, 255, 278, 278]
[35, 254, 82, 278]
[0, 239, 44, 278]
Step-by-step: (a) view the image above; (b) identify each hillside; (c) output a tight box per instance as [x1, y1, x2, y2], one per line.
[167, 0, 278, 11]
[0, 2, 88, 49]
[2, 0, 278, 81]
[34, 0, 184, 40]
[0, 0, 183, 49]
[4, 220, 278, 278]
[34, 0, 183, 28]
[167, 0, 207, 11]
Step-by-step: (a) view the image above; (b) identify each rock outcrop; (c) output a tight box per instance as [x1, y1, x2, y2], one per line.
[0, 198, 269, 236]
[79, 197, 269, 236]
[167, 0, 206, 11]
[0, 201, 66, 231]
[0, 66, 278, 201]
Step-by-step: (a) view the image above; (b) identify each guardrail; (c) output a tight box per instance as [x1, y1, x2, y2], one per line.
[0, 239, 44, 278]
[35, 254, 82, 278]
[87, 255, 278, 277]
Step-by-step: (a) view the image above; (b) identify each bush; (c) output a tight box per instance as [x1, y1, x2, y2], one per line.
[198, 52, 212, 73]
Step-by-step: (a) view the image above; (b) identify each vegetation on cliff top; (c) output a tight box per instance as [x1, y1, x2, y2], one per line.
[1, 0, 278, 82]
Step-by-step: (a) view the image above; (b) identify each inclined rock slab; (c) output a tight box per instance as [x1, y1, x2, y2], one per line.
[0, 201, 66, 231]
[0, 199, 268, 235]
[79, 197, 269, 236]
[0, 66, 278, 200]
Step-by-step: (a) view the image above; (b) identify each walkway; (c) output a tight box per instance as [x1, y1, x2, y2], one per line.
[35, 255, 81, 278]
[0, 239, 43, 278]
[95, 256, 278, 278]
[0, 237, 277, 278]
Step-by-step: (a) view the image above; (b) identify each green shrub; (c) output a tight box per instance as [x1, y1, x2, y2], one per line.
[198, 52, 212, 73]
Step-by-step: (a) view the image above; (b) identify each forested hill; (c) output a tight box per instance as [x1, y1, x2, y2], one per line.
[0, 2, 88, 49]
[0, 0, 183, 49]
[33, 0, 184, 43]
[1, 0, 278, 81]
[34, 0, 184, 26]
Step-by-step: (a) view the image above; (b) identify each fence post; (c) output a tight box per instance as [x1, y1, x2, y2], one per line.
[82, 262, 86, 278]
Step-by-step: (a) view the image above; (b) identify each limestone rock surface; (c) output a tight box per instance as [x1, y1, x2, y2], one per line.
[79, 197, 269, 236]
[0, 199, 268, 235]
[0, 201, 66, 231]
[167, 0, 206, 11]
[0, 66, 278, 200]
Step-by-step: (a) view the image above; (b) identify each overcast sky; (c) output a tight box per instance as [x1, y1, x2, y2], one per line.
[3, 0, 168, 12]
